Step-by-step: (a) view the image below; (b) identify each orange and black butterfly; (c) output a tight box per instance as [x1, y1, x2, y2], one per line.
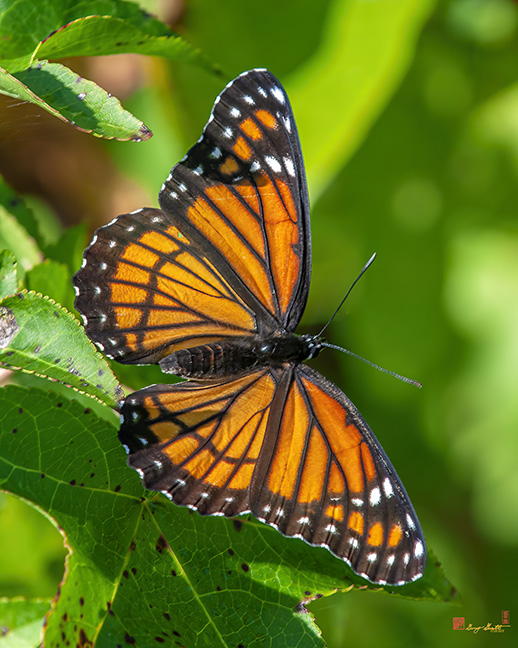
[73, 69, 426, 585]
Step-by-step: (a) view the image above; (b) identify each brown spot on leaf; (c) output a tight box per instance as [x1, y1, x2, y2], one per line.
[78, 627, 92, 646]
[155, 534, 168, 553]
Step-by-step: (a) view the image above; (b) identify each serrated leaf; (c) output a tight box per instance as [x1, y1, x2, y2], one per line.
[35, 14, 213, 70]
[25, 259, 74, 313]
[0, 62, 152, 141]
[0, 0, 214, 73]
[0, 205, 41, 274]
[0, 598, 51, 648]
[0, 250, 18, 299]
[0, 386, 456, 648]
[0, 291, 123, 407]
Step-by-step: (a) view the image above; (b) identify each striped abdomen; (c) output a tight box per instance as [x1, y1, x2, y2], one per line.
[159, 334, 321, 379]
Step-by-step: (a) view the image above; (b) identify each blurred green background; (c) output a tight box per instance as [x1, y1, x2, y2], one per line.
[1, 0, 517, 646]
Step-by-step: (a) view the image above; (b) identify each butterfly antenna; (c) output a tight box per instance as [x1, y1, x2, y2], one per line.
[317, 252, 421, 388]
[317, 252, 377, 338]
[320, 342, 422, 388]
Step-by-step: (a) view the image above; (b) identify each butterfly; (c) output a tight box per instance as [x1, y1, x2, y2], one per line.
[73, 69, 426, 585]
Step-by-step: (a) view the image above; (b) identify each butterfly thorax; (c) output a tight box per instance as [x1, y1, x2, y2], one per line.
[159, 334, 321, 379]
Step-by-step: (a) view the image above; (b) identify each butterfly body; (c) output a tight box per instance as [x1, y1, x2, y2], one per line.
[159, 333, 321, 379]
[73, 68, 426, 585]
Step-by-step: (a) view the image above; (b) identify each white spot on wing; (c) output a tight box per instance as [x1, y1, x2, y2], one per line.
[406, 513, 416, 530]
[265, 155, 282, 173]
[414, 540, 424, 557]
[383, 477, 394, 498]
[271, 86, 285, 104]
[369, 487, 381, 506]
[367, 552, 378, 563]
[222, 127, 233, 139]
[230, 107, 241, 118]
[283, 156, 295, 176]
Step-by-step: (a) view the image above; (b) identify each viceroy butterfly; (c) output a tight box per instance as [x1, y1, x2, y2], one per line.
[73, 69, 426, 585]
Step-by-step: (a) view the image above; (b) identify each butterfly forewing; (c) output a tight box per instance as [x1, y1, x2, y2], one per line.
[158, 69, 311, 333]
[250, 365, 426, 585]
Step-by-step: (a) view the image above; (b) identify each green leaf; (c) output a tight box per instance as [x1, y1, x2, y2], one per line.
[0, 177, 42, 249]
[290, 0, 436, 200]
[35, 14, 212, 69]
[0, 291, 123, 408]
[0, 598, 51, 648]
[0, 386, 456, 647]
[0, 0, 213, 72]
[0, 62, 152, 141]
[110, 360, 174, 393]
[0, 205, 41, 274]
[25, 260, 74, 313]
[42, 222, 87, 275]
[0, 250, 18, 299]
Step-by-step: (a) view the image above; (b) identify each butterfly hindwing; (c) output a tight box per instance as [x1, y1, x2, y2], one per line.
[73, 208, 257, 363]
[119, 370, 278, 517]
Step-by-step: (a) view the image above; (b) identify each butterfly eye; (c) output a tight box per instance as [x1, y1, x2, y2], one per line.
[258, 342, 274, 354]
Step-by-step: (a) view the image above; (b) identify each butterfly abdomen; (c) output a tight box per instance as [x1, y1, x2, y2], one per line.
[159, 334, 321, 379]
